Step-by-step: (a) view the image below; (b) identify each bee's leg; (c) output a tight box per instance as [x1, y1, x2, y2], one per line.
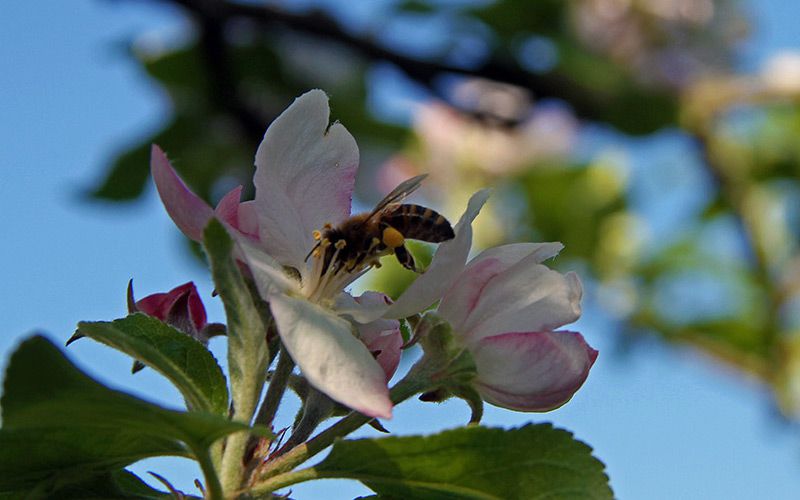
[394, 244, 417, 272]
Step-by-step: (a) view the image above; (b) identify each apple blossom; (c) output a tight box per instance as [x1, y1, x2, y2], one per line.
[436, 242, 597, 412]
[151, 90, 485, 419]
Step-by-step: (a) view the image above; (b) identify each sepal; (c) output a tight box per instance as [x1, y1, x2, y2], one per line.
[409, 312, 483, 423]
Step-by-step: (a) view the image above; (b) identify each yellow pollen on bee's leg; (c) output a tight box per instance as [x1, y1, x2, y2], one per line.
[312, 230, 322, 241]
[335, 239, 347, 249]
[382, 227, 405, 249]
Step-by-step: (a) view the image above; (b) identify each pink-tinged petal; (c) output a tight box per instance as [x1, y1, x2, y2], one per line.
[459, 251, 583, 343]
[269, 293, 393, 419]
[438, 242, 564, 331]
[253, 90, 359, 271]
[362, 328, 402, 382]
[214, 185, 243, 227]
[384, 189, 490, 319]
[472, 331, 597, 412]
[354, 292, 402, 381]
[214, 185, 241, 226]
[215, 187, 260, 241]
[151, 145, 214, 242]
[236, 200, 260, 240]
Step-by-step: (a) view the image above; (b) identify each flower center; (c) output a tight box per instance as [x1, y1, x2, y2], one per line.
[303, 236, 376, 304]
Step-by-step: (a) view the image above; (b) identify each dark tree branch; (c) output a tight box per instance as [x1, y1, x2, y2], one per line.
[159, 0, 614, 121]
[191, 5, 268, 142]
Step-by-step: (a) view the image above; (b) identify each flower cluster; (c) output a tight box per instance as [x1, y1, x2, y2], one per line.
[151, 90, 596, 419]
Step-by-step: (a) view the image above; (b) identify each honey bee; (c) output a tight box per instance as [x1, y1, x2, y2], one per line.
[306, 174, 454, 275]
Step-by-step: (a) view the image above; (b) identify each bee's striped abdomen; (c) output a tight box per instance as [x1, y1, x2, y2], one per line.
[385, 204, 454, 243]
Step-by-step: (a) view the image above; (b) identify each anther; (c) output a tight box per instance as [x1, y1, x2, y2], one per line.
[334, 239, 347, 249]
[312, 230, 322, 241]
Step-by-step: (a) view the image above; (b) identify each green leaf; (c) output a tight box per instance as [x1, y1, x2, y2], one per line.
[0, 336, 247, 496]
[49, 469, 179, 499]
[314, 424, 612, 500]
[74, 313, 229, 415]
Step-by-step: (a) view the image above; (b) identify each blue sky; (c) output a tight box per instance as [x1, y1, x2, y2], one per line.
[2, 1, 800, 498]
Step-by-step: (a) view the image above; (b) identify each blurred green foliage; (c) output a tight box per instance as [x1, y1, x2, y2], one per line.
[96, 0, 800, 417]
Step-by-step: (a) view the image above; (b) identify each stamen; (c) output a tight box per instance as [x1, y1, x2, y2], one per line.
[312, 230, 322, 241]
[304, 234, 388, 303]
[310, 244, 343, 302]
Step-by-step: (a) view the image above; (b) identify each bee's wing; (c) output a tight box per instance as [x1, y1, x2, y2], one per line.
[368, 174, 428, 217]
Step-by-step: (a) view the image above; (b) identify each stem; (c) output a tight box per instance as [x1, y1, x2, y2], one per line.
[275, 389, 334, 456]
[254, 345, 295, 428]
[248, 370, 433, 494]
[247, 467, 321, 495]
[219, 431, 251, 494]
[210, 440, 223, 475]
[196, 449, 224, 500]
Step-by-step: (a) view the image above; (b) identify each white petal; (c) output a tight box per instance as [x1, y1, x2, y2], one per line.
[235, 234, 295, 297]
[269, 293, 393, 419]
[334, 292, 390, 323]
[383, 189, 490, 319]
[461, 252, 583, 343]
[437, 242, 564, 330]
[253, 90, 359, 271]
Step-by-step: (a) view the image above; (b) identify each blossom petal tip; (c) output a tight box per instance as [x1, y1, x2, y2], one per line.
[150, 144, 169, 172]
[292, 89, 331, 118]
[363, 400, 394, 420]
[150, 145, 214, 242]
[588, 345, 599, 364]
[467, 189, 491, 220]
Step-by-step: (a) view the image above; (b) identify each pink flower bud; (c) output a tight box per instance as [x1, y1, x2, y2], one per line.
[135, 282, 208, 339]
